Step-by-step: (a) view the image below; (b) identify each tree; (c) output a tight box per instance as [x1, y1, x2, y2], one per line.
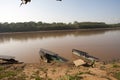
[20, 0, 62, 5]
[20, 0, 31, 6]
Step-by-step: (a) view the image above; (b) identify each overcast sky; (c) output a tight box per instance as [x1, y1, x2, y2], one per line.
[0, 0, 120, 23]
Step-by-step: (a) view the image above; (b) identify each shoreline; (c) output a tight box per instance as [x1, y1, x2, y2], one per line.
[0, 61, 120, 80]
[0, 27, 120, 35]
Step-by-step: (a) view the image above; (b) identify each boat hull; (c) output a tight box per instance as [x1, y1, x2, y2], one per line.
[72, 49, 99, 62]
[39, 48, 68, 63]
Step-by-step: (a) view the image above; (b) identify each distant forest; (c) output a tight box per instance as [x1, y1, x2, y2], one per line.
[0, 21, 120, 33]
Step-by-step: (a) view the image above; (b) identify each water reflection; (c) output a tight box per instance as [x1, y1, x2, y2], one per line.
[0, 29, 108, 43]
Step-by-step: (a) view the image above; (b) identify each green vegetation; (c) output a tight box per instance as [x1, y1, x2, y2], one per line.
[0, 21, 120, 33]
[0, 66, 4, 71]
[0, 65, 25, 80]
[59, 74, 83, 80]
[35, 76, 44, 80]
[59, 72, 83, 80]
[114, 72, 120, 80]
[51, 69, 56, 74]
[113, 64, 120, 68]
[0, 71, 17, 79]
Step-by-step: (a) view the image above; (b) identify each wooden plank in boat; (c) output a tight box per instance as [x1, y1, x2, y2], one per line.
[73, 59, 85, 67]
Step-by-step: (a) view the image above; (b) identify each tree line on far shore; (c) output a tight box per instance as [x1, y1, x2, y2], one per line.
[0, 21, 120, 33]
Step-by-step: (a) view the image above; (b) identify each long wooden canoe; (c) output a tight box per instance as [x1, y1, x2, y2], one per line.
[39, 48, 68, 63]
[0, 55, 18, 64]
[72, 49, 99, 62]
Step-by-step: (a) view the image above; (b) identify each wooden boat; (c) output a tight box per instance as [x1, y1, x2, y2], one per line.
[0, 55, 15, 60]
[39, 48, 68, 63]
[72, 49, 88, 57]
[72, 49, 99, 66]
[0, 55, 18, 64]
[72, 49, 99, 60]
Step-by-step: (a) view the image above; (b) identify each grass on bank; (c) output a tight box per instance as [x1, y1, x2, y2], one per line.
[114, 72, 120, 80]
[0, 71, 17, 79]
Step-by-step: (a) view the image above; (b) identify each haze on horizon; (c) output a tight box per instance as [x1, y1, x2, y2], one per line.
[0, 0, 120, 24]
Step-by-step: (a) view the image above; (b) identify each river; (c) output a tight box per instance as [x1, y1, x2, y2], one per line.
[0, 29, 120, 63]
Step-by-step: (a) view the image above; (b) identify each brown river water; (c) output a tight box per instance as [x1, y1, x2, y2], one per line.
[0, 29, 120, 63]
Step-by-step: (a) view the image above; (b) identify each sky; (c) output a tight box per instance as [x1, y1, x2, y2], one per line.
[0, 0, 120, 24]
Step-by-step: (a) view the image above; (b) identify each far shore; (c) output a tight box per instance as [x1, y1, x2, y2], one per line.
[0, 27, 120, 35]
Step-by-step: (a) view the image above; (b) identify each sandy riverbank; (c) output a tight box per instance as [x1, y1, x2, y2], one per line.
[0, 61, 120, 80]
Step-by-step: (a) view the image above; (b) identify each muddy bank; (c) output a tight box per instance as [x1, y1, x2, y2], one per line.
[0, 61, 120, 80]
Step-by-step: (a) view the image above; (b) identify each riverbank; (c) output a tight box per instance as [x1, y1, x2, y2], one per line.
[0, 61, 120, 80]
[0, 27, 120, 35]
[0, 21, 120, 33]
